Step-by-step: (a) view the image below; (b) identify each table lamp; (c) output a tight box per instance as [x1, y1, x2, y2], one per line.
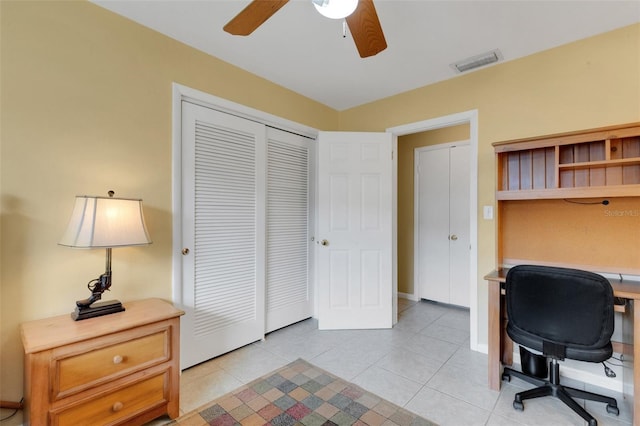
[59, 191, 152, 320]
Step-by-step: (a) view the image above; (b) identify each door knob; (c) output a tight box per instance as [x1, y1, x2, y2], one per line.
[450, 235, 458, 241]
[182, 248, 190, 255]
[320, 239, 329, 246]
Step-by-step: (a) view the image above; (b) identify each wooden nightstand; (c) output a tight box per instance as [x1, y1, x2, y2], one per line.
[20, 298, 184, 426]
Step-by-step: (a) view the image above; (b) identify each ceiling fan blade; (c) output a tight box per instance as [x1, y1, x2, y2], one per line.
[224, 0, 290, 36]
[346, 0, 387, 58]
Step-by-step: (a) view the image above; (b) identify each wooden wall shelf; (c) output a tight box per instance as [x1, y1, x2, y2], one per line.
[496, 184, 640, 200]
[558, 158, 640, 171]
[494, 122, 640, 199]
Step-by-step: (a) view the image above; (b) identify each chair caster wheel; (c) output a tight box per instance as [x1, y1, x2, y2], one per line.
[606, 404, 619, 416]
[513, 401, 524, 411]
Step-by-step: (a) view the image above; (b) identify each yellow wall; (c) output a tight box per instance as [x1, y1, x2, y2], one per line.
[397, 125, 470, 296]
[1, 0, 639, 402]
[341, 22, 640, 349]
[0, 1, 337, 400]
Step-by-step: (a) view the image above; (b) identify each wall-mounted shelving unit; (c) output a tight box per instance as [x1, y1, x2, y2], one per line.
[494, 123, 640, 200]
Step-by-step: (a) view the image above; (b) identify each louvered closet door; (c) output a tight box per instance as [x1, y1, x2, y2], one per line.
[181, 101, 265, 369]
[265, 128, 313, 333]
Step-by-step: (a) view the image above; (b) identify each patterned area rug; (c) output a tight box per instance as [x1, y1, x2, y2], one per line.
[171, 358, 437, 426]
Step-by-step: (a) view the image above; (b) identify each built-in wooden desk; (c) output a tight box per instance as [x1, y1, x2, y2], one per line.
[485, 269, 640, 425]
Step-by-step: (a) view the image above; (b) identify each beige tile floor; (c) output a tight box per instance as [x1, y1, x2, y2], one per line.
[1, 299, 632, 426]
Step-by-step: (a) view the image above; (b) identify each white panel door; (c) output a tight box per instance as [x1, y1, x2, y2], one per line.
[181, 101, 265, 369]
[416, 147, 450, 304]
[448, 145, 470, 307]
[317, 132, 393, 330]
[265, 127, 313, 333]
[416, 143, 470, 307]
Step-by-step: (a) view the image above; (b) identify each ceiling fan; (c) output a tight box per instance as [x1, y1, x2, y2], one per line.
[223, 0, 387, 58]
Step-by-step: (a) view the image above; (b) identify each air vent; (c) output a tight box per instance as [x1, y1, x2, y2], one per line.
[451, 49, 503, 73]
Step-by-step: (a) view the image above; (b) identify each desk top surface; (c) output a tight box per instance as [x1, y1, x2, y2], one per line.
[485, 269, 640, 300]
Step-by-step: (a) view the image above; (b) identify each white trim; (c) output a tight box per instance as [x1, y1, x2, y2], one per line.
[387, 110, 480, 352]
[173, 84, 318, 139]
[414, 140, 468, 152]
[313, 140, 320, 319]
[398, 291, 420, 301]
[392, 134, 399, 325]
[171, 84, 183, 306]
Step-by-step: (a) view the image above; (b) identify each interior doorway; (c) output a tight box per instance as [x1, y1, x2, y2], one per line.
[387, 110, 479, 351]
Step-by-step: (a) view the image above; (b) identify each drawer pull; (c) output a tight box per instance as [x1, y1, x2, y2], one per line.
[113, 355, 124, 365]
[112, 402, 124, 412]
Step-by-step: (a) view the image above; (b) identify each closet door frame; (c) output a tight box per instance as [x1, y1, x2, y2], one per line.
[171, 84, 318, 323]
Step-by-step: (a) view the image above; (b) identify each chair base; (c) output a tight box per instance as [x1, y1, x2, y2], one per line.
[502, 359, 618, 426]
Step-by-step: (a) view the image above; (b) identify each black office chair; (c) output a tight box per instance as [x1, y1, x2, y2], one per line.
[501, 265, 619, 426]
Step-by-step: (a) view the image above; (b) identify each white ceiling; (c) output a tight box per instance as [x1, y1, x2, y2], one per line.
[92, 0, 640, 111]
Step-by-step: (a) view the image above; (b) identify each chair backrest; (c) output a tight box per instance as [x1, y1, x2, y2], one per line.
[506, 265, 614, 356]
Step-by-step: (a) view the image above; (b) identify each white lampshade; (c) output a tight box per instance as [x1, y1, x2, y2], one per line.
[312, 0, 358, 19]
[59, 195, 152, 248]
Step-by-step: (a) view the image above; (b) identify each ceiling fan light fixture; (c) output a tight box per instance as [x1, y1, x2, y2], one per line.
[312, 0, 358, 19]
[451, 49, 503, 73]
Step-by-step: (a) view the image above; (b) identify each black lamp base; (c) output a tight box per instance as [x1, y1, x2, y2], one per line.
[71, 300, 125, 321]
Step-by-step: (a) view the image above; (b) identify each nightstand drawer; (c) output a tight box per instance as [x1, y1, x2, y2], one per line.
[51, 372, 167, 426]
[52, 326, 169, 399]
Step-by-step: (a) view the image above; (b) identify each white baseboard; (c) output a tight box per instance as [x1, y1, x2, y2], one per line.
[475, 343, 488, 354]
[398, 292, 419, 301]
